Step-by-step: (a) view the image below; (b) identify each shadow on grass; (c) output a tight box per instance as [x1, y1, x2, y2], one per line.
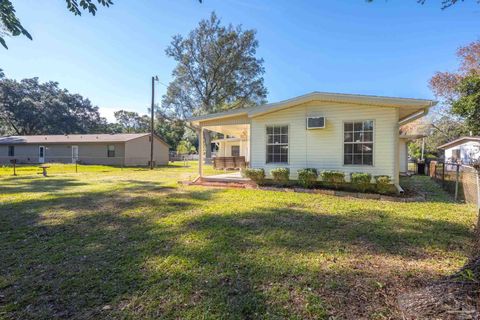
[0, 181, 474, 319]
[0, 176, 89, 194]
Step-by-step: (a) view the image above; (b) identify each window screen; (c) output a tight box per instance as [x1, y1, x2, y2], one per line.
[266, 125, 288, 163]
[8, 146, 14, 157]
[344, 120, 373, 165]
[107, 145, 115, 158]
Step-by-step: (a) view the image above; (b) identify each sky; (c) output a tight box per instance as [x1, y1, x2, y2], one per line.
[0, 0, 479, 122]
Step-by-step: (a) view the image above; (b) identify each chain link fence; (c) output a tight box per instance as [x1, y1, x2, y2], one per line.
[429, 161, 480, 207]
[0, 155, 172, 176]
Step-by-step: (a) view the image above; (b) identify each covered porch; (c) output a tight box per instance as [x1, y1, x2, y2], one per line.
[194, 113, 251, 180]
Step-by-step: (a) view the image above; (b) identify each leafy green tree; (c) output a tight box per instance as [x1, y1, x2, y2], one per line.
[114, 110, 150, 133]
[451, 74, 480, 134]
[176, 140, 196, 155]
[0, 76, 106, 134]
[0, 0, 113, 49]
[155, 117, 187, 151]
[162, 12, 267, 159]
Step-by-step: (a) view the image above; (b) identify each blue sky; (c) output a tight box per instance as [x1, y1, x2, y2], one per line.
[1, 0, 479, 122]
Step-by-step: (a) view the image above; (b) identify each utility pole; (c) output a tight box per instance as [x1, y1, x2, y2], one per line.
[150, 76, 158, 170]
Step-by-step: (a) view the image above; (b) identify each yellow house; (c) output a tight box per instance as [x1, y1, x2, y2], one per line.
[189, 92, 436, 190]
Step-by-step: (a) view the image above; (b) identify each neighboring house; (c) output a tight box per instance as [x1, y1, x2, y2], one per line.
[438, 136, 480, 164]
[212, 137, 249, 158]
[0, 133, 169, 166]
[189, 92, 436, 188]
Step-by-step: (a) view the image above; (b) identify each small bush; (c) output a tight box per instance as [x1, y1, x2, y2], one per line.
[297, 168, 318, 188]
[375, 175, 392, 194]
[320, 170, 345, 189]
[270, 168, 290, 186]
[243, 168, 265, 184]
[350, 172, 372, 193]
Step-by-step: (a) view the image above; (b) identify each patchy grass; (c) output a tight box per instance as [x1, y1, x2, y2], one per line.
[0, 168, 476, 319]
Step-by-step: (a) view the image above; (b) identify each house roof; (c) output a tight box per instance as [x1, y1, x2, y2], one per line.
[437, 136, 480, 149]
[0, 133, 161, 145]
[188, 91, 437, 126]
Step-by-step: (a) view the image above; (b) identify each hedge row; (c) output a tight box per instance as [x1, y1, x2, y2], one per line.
[243, 168, 394, 194]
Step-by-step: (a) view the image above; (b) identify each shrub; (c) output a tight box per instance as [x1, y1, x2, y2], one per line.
[243, 168, 265, 184]
[350, 172, 372, 193]
[270, 168, 290, 186]
[320, 171, 345, 189]
[297, 168, 318, 188]
[374, 175, 392, 194]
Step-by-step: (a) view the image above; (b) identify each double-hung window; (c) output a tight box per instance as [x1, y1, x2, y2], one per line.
[107, 145, 115, 158]
[344, 120, 374, 165]
[8, 146, 14, 157]
[266, 125, 288, 163]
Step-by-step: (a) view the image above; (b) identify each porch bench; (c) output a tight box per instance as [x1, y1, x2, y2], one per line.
[213, 156, 246, 170]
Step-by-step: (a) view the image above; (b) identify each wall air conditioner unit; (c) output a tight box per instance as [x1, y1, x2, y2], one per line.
[306, 117, 325, 129]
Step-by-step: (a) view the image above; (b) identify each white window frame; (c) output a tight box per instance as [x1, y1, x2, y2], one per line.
[265, 124, 289, 164]
[342, 120, 375, 166]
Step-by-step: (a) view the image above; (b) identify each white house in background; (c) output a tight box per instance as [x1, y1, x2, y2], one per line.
[188, 92, 436, 189]
[212, 137, 249, 158]
[438, 136, 480, 164]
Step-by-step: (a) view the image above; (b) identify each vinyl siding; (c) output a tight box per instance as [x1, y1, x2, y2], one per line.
[124, 135, 169, 166]
[250, 100, 400, 183]
[0, 143, 125, 165]
[216, 140, 247, 157]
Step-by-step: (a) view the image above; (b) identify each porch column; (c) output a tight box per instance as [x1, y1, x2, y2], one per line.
[198, 126, 204, 177]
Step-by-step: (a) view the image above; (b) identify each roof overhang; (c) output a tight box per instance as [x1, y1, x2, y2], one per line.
[188, 92, 437, 127]
[437, 136, 480, 149]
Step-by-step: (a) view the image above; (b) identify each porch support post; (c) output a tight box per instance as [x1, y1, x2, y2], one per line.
[198, 126, 204, 177]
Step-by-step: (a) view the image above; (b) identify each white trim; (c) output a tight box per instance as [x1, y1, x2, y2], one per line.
[265, 124, 290, 165]
[341, 120, 375, 167]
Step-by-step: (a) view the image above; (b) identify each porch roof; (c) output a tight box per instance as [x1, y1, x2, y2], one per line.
[188, 91, 437, 127]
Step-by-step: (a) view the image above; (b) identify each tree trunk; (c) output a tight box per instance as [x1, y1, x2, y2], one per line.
[203, 129, 212, 164]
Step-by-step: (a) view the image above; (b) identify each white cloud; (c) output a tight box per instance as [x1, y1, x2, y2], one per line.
[98, 107, 118, 123]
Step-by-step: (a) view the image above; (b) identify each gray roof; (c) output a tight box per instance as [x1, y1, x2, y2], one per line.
[0, 133, 152, 145]
[188, 91, 437, 125]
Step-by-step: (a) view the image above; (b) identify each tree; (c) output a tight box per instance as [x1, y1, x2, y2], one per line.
[114, 110, 149, 133]
[451, 73, 480, 134]
[366, 0, 480, 9]
[155, 116, 187, 151]
[176, 140, 196, 155]
[0, 76, 107, 135]
[162, 12, 267, 158]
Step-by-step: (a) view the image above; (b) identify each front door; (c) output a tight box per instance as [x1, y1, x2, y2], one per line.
[39, 146, 45, 163]
[72, 145, 79, 163]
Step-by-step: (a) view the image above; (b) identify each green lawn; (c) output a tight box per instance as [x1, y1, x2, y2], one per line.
[0, 164, 476, 319]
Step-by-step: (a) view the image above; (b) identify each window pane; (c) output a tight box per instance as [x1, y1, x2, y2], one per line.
[354, 144, 363, 153]
[354, 122, 363, 131]
[266, 126, 273, 134]
[273, 126, 280, 134]
[344, 144, 353, 153]
[267, 135, 273, 144]
[363, 154, 373, 165]
[267, 154, 273, 163]
[344, 122, 353, 131]
[280, 154, 288, 163]
[363, 132, 373, 142]
[363, 121, 374, 131]
[344, 154, 353, 165]
[344, 132, 353, 142]
[363, 143, 373, 153]
[281, 134, 288, 143]
[281, 126, 288, 134]
[273, 135, 281, 144]
[353, 154, 362, 164]
[354, 132, 363, 142]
